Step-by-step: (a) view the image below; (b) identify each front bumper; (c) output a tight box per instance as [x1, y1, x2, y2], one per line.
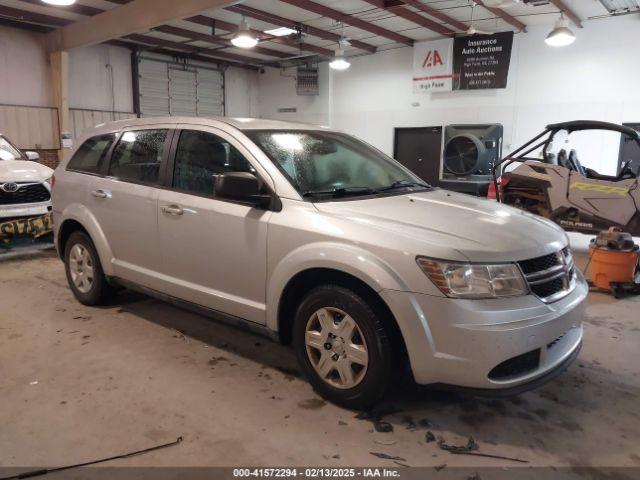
[0, 201, 51, 220]
[380, 271, 587, 390]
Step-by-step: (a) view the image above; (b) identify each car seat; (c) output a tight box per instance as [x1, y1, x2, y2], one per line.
[568, 150, 587, 176]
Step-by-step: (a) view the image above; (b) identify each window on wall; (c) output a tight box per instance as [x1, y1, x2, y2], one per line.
[109, 130, 167, 184]
[67, 134, 116, 174]
[173, 130, 255, 196]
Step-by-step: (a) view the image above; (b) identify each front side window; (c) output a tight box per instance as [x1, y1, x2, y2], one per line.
[0, 136, 24, 161]
[67, 134, 115, 174]
[109, 129, 167, 184]
[173, 130, 255, 196]
[246, 130, 427, 199]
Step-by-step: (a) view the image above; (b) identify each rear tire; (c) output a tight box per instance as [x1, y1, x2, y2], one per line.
[64, 231, 114, 306]
[293, 285, 392, 409]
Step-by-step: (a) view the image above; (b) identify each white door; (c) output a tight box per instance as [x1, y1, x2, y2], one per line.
[156, 126, 272, 324]
[138, 57, 225, 117]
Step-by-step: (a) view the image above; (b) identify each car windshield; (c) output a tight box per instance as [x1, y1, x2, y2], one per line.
[0, 136, 23, 161]
[246, 130, 429, 198]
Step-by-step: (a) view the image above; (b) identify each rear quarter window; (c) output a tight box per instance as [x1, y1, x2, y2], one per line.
[67, 134, 116, 174]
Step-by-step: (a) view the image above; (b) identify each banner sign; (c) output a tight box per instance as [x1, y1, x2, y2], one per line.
[452, 32, 514, 90]
[412, 38, 455, 93]
[413, 33, 514, 92]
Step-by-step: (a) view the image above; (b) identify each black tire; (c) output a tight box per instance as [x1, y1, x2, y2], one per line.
[64, 231, 114, 306]
[293, 285, 392, 409]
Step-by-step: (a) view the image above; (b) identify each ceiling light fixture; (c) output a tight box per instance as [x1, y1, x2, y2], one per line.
[329, 48, 350, 71]
[264, 27, 297, 37]
[41, 0, 76, 5]
[545, 14, 576, 47]
[231, 18, 258, 49]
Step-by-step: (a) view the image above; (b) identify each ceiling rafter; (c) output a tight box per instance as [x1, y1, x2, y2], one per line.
[548, 0, 583, 28]
[361, 0, 456, 37]
[124, 33, 265, 66]
[0, 4, 69, 27]
[152, 24, 291, 58]
[14, 0, 314, 63]
[185, 14, 335, 57]
[396, 0, 469, 32]
[277, 0, 414, 45]
[475, 0, 527, 32]
[226, 4, 378, 53]
[108, 39, 258, 70]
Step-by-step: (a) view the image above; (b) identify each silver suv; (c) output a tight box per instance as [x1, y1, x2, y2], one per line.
[52, 117, 587, 408]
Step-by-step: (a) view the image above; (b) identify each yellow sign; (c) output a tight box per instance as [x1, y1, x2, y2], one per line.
[570, 182, 629, 197]
[0, 213, 53, 243]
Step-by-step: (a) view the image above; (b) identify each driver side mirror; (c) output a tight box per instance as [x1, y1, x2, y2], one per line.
[214, 172, 272, 208]
[25, 151, 40, 161]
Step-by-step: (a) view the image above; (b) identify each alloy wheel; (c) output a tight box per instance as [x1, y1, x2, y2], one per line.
[304, 307, 369, 389]
[69, 244, 94, 294]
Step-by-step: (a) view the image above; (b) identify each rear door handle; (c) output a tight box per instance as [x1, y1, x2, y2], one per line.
[91, 189, 111, 199]
[161, 205, 184, 216]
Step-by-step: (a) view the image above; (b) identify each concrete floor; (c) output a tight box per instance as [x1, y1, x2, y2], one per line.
[0, 245, 639, 470]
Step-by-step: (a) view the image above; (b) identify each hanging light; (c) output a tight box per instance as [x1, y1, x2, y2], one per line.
[231, 18, 258, 49]
[329, 48, 351, 71]
[545, 14, 576, 47]
[42, 0, 76, 4]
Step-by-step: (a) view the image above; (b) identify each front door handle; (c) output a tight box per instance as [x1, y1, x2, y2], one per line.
[161, 205, 184, 216]
[91, 189, 111, 199]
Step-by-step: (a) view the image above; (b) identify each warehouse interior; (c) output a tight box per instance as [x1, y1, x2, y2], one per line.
[0, 0, 639, 476]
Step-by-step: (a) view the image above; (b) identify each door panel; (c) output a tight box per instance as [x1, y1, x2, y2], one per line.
[86, 125, 175, 289]
[156, 127, 271, 324]
[394, 127, 443, 186]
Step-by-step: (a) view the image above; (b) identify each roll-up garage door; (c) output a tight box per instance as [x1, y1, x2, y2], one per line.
[138, 57, 225, 117]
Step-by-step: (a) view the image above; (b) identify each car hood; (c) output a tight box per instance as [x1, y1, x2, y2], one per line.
[312, 189, 568, 262]
[0, 160, 53, 183]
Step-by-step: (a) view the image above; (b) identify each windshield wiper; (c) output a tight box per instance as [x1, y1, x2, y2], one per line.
[378, 180, 431, 192]
[302, 186, 377, 198]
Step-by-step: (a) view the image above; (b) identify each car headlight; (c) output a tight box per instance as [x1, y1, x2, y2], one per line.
[44, 176, 52, 185]
[416, 257, 529, 299]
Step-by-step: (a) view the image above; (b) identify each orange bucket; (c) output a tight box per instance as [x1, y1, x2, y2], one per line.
[589, 246, 638, 290]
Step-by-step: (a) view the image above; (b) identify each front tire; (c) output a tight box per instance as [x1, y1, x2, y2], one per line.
[64, 231, 113, 306]
[293, 285, 392, 409]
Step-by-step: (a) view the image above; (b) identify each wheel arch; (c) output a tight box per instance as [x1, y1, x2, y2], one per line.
[56, 205, 115, 276]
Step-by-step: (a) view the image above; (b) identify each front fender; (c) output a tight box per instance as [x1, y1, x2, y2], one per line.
[58, 204, 115, 276]
[266, 241, 410, 332]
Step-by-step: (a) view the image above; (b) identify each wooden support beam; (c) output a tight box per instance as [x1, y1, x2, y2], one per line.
[548, 0, 583, 28]
[475, 0, 527, 32]
[50, 51, 70, 160]
[45, 0, 235, 51]
[278, 0, 414, 45]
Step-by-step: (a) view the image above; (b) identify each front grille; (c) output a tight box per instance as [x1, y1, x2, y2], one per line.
[518, 247, 574, 303]
[0, 183, 50, 205]
[489, 349, 541, 380]
[518, 252, 560, 275]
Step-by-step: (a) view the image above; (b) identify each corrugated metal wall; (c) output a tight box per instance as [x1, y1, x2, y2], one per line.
[0, 105, 59, 149]
[138, 57, 225, 118]
[70, 109, 137, 139]
[0, 105, 136, 149]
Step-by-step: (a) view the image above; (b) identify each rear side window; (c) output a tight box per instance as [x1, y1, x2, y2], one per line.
[67, 134, 115, 174]
[109, 129, 167, 184]
[173, 130, 255, 196]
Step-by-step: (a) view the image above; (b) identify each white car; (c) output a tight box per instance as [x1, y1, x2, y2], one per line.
[0, 134, 53, 220]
